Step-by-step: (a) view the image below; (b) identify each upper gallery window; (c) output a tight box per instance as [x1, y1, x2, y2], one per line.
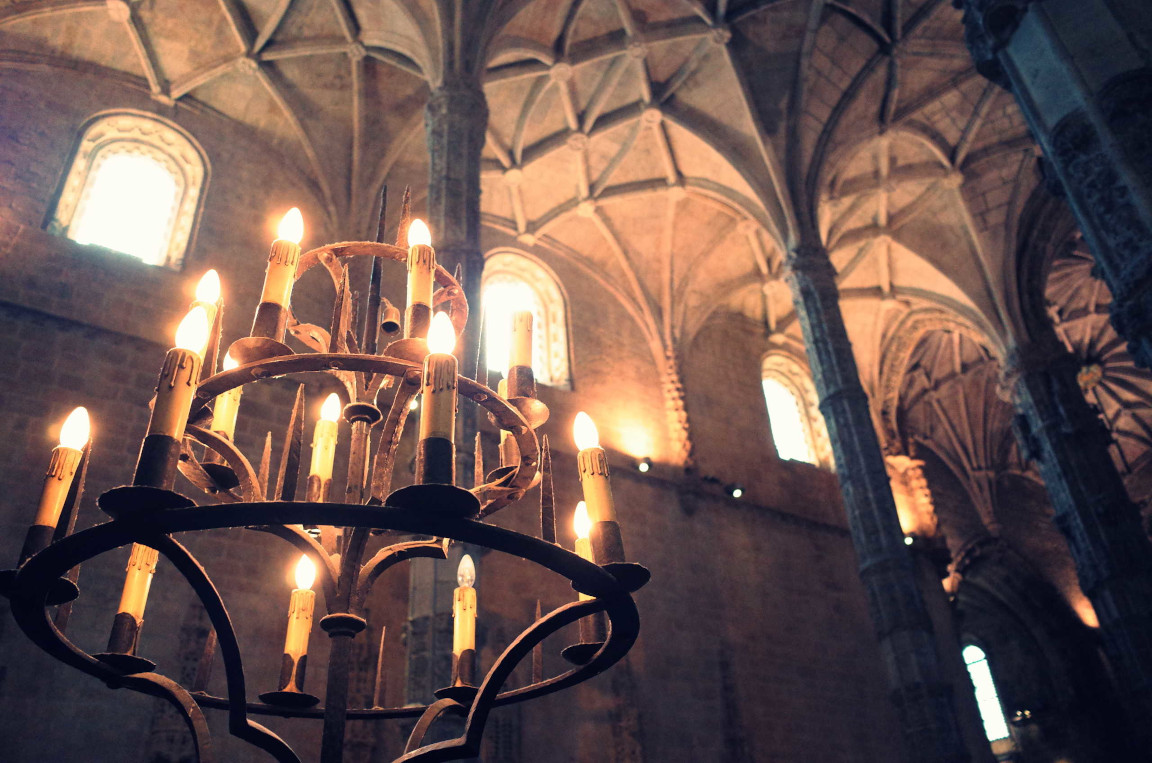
[50, 112, 206, 269]
[961, 644, 1013, 744]
[761, 353, 832, 468]
[482, 250, 571, 388]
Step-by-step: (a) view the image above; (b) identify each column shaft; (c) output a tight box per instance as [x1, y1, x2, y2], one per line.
[785, 245, 968, 762]
[1008, 342, 1152, 731]
[960, 0, 1152, 365]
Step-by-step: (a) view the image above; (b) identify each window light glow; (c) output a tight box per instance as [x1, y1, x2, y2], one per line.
[69, 152, 181, 265]
[59, 407, 90, 449]
[762, 378, 816, 464]
[962, 645, 1011, 742]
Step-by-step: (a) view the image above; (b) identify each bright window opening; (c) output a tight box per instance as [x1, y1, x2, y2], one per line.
[763, 377, 816, 464]
[50, 112, 206, 270]
[962, 645, 1011, 742]
[69, 152, 181, 265]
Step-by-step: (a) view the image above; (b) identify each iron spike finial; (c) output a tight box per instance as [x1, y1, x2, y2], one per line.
[540, 434, 556, 543]
[275, 386, 305, 501]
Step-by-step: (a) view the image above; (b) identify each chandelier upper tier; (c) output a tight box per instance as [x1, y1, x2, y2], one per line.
[0, 191, 650, 763]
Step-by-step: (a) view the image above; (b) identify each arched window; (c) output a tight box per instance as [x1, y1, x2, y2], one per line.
[962, 644, 1012, 744]
[50, 112, 207, 269]
[482, 250, 571, 388]
[762, 354, 832, 468]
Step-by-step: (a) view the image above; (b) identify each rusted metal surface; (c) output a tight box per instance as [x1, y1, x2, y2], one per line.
[3, 241, 648, 763]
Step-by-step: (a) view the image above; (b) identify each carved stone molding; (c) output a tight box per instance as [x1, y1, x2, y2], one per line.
[954, 0, 1037, 89]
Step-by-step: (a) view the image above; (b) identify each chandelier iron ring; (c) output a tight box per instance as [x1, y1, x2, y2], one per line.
[7, 503, 644, 761]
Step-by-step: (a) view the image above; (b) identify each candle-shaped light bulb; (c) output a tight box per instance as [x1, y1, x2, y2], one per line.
[139, 307, 209, 464]
[417, 313, 459, 484]
[320, 393, 341, 422]
[574, 501, 591, 541]
[457, 554, 476, 588]
[295, 554, 316, 590]
[427, 312, 456, 355]
[405, 219, 436, 338]
[59, 406, 90, 449]
[175, 306, 211, 358]
[308, 393, 342, 498]
[452, 553, 478, 675]
[278, 207, 304, 244]
[210, 353, 243, 440]
[574, 410, 622, 561]
[277, 553, 317, 693]
[407, 218, 431, 247]
[572, 501, 594, 601]
[573, 411, 600, 450]
[195, 269, 221, 304]
[23, 407, 90, 556]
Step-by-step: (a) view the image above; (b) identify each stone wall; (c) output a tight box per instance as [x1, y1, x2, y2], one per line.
[0, 66, 907, 762]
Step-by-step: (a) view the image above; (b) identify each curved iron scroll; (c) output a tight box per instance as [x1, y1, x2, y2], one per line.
[10, 503, 646, 762]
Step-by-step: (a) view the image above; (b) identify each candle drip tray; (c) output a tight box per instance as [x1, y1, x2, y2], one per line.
[561, 642, 604, 666]
[94, 653, 156, 674]
[433, 684, 478, 704]
[571, 562, 650, 596]
[386, 484, 480, 517]
[258, 690, 321, 709]
[98, 486, 196, 519]
[0, 569, 79, 605]
[227, 337, 294, 365]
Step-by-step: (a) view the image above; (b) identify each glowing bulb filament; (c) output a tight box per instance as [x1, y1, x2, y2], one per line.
[59, 407, 90, 449]
[320, 393, 341, 422]
[174, 306, 211, 356]
[408, 218, 431, 247]
[573, 411, 600, 450]
[278, 207, 304, 244]
[222, 353, 239, 371]
[427, 312, 457, 355]
[294, 554, 316, 590]
[457, 554, 476, 588]
[573, 501, 591, 540]
[195, 269, 221, 303]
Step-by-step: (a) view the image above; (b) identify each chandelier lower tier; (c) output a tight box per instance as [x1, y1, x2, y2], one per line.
[0, 200, 649, 763]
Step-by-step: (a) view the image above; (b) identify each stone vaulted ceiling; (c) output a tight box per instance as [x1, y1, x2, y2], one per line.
[4, 0, 1128, 488]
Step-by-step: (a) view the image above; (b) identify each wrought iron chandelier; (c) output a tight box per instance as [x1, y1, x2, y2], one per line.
[0, 190, 649, 762]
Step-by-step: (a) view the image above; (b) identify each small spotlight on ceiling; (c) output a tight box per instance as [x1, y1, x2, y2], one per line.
[904, 536, 914, 546]
[637, 457, 652, 473]
[727, 484, 744, 499]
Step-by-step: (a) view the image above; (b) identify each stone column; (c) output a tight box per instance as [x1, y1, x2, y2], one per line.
[405, 76, 489, 702]
[426, 74, 488, 390]
[957, 0, 1152, 366]
[784, 244, 968, 762]
[1004, 338, 1152, 733]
